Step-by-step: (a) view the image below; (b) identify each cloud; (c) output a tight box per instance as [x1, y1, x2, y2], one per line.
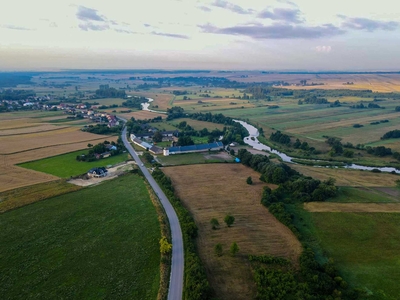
[198, 6, 212, 12]
[200, 23, 345, 39]
[76, 6, 106, 22]
[257, 8, 303, 23]
[315, 45, 332, 53]
[277, 0, 298, 7]
[151, 31, 190, 39]
[78, 22, 109, 31]
[338, 15, 398, 31]
[1, 24, 32, 31]
[115, 28, 136, 34]
[211, 0, 253, 15]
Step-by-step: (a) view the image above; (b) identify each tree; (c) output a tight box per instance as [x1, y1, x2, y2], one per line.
[230, 149, 235, 156]
[230, 242, 239, 256]
[246, 176, 253, 185]
[214, 243, 223, 257]
[160, 237, 172, 254]
[87, 143, 93, 148]
[224, 214, 235, 227]
[210, 218, 220, 230]
[153, 131, 163, 143]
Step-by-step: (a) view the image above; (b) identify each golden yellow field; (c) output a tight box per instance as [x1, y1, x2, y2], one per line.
[0, 112, 118, 191]
[304, 202, 400, 213]
[163, 164, 301, 300]
[0, 124, 69, 136]
[0, 127, 110, 154]
[230, 73, 400, 92]
[291, 164, 399, 187]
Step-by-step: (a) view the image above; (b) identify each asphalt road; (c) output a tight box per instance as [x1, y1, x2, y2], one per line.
[121, 127, 184, 300]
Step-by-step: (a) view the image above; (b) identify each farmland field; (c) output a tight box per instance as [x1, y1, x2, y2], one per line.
[0, 174, 161, 300]
[0, 180, 82, 213]
[19, 150, 130, 178]
[290, 164, 400, 187]
[157, 152, 232, 166]
[163, 164, 301, 300]
[169, 118, 225, 131]
[0, 111, 120, 191]
[304, 211, 400, 299]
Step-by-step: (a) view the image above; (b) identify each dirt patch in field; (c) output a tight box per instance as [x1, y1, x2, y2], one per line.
[203, 152, 232, 160]
[304, 202, 400, 212]
[163, 164, 301, 300]
[68, 161, 136, 186]
[374, 187, 400, 198]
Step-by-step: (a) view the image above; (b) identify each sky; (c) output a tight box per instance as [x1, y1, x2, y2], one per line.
[1, 0, 400, 71]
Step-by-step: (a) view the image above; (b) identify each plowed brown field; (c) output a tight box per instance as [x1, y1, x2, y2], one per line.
[163, 164, 301, 300]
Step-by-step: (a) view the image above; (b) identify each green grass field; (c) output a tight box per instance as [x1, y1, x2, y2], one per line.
[0, 174, 161, 300]
[311, 212, 400, 300]
[329, 187, 398, 203]
[19, 150, 129, 178]
[158, 152, 230, 165]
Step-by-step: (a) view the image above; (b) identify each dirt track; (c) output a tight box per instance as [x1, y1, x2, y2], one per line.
[68, 161, 135, 186]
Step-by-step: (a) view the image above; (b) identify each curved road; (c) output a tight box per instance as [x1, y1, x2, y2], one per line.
[121, 126, 183, 300]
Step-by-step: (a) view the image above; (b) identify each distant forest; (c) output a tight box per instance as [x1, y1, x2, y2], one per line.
[0, 73, 35, 87]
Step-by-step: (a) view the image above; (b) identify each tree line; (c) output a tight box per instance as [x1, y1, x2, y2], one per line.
[152, 169, 211, 299]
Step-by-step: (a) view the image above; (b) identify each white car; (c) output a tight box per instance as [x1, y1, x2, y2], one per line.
[141, 163, 144, 167]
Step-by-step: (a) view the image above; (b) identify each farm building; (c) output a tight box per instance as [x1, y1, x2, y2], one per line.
[166, 141, 223, 156]
[87, 167, 108, 178]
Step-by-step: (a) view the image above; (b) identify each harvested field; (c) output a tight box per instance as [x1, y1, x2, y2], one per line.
[0, 127, 113, 154]
[5, 136, 117, 164]
[0, 124, 69, 136]
[163, 164, 301, 300]
[304, 202, 400, 212]
[291, 164, 399, 187]
[0, 118, 38, 129]
[0, 163, 59, 193]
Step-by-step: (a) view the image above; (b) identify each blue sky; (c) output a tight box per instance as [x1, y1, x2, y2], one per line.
[0, 0, 399, 70]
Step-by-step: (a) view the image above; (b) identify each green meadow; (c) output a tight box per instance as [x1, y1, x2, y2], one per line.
[19, 150, 129, 178]
[0, 174, 161, 300]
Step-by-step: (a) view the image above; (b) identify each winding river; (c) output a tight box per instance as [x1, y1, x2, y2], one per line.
[234, 120, 400, 174]
[137, 99, 400, 174]
[141, 98, 167, 114]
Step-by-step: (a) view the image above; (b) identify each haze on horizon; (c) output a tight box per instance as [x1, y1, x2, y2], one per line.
[1, 0, 400, 71]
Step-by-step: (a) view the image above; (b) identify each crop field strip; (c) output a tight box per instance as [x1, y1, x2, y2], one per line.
[119, 110, 166, 120]
[291, 164, 400, 187]
[163, 164, 301, 300]
[0, 124, 70, 136]
[0, 128, 113, 154]
[304, 202, 400, 212]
